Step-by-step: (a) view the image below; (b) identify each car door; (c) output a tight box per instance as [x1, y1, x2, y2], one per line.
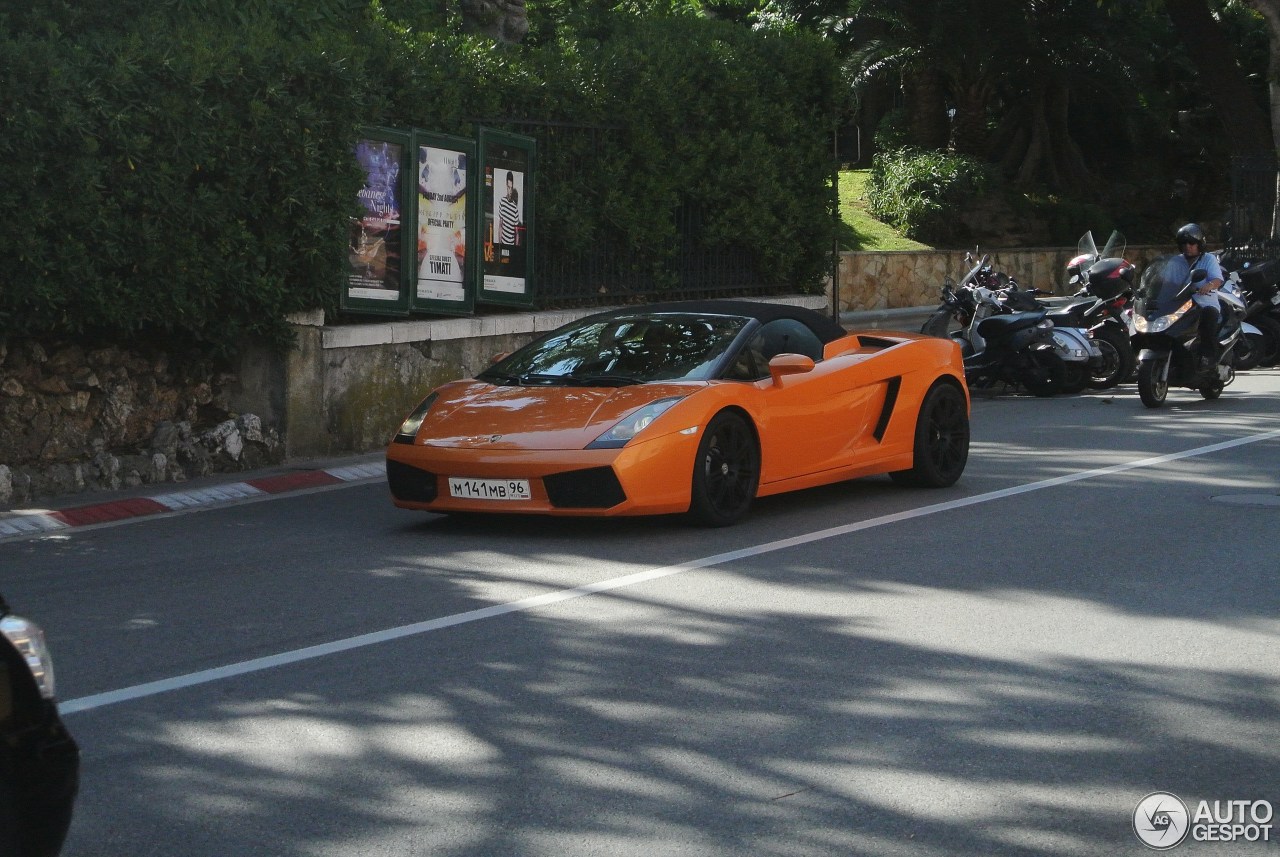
[736, 320, 879, 484]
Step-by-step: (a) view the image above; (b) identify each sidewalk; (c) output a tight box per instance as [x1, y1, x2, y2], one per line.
[0, 452, 387, 540]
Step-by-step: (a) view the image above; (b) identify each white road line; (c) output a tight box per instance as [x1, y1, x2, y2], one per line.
[58, 428, 1280, 716]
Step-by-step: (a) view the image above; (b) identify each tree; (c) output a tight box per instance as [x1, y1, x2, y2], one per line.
[1165, 0, 1272, 156]
[1242, 0, 1280, 235]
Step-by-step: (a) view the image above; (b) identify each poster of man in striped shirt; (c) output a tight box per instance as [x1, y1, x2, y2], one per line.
[496, 170, 524, 246]
[480, 129, 534, 304]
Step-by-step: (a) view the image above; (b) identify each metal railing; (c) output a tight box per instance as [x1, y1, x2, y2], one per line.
[1225, 155, 1279, 249]
[485, 120, 788, 308]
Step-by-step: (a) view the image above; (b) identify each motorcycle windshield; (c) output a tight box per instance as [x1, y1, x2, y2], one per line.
[958, 254, 988, 289]
[1100, 230, 1126, 259]
[1077, 231, 1099, 259]
[1137, 255, 1193, 314]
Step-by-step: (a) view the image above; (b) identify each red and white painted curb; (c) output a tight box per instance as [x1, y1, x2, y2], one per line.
[0, 461, 386, 539]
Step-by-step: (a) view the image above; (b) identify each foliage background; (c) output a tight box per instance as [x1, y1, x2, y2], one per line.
[0, 0, 842, 355]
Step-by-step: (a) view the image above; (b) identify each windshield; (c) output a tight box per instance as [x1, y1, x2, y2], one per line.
[478, 312, 750, 385]
[1077, 230, 1126, 261]
[1100, 230, 1126, 259]
[1137, 255, 1196, 314]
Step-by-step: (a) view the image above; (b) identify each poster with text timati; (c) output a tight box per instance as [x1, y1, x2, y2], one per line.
[416, 145, 468, 303]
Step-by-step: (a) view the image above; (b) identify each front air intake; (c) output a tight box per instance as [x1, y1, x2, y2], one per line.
[543, 467, 626, 508]
[386, 459, 438, 503]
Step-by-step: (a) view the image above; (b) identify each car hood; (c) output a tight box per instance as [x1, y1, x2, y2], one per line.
[420, 380, 703, 450]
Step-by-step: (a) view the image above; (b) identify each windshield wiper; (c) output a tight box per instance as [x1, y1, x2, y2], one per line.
[518, 373, 569, 385]
[479, 371, 521, 385]
[564, 373, 644, 387]
[481, 371, 644, 387]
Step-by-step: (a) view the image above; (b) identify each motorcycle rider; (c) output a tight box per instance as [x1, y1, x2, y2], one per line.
[1166, 223, 1224, 369]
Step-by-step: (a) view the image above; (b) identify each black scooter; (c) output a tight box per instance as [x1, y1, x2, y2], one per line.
[929, 257, 1066, 396]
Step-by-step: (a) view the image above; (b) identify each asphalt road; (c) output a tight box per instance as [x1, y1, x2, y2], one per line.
[4, 371, 1280, 857]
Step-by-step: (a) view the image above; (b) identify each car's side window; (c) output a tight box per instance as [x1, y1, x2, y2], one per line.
[724, 330, 769, 381]
[758, 319, 824, 362]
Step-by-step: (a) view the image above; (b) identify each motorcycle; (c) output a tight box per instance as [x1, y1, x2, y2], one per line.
[1132, 257, 1250, 407]
[928, 252, 1101, 393]
[1061, 230, 1138, 387]
[924, 254, 1067, 396]
[1216, 250, 1280, 368]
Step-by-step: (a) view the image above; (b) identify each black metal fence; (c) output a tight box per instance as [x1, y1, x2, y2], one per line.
[491, 120, 791, 309]
[1224, 155, 1279, 254]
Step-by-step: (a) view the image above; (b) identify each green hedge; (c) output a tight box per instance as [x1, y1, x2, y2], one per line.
[0, 3, 841, 354]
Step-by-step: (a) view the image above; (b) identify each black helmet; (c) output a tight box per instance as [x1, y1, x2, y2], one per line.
[1175, 222, 1207, 248]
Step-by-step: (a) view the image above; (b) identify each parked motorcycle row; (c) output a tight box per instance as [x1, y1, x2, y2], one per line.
[921, 230, 1280, 407]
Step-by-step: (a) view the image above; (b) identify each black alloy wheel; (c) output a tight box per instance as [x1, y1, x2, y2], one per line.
[891, 382, 969, 488]
[688, 411, 760, 527]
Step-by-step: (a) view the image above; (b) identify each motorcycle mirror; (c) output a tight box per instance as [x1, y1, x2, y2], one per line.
[1191, 269, 1208, 284]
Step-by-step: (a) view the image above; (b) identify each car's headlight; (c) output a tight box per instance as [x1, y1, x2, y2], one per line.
[1, 613, 57, 700]
[393, 393, 438, 444]
[587, 397, 684, 449]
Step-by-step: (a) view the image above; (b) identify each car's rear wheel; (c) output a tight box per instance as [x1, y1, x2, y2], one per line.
[688, 411, 759, 527]
[890, 382, 969, 488]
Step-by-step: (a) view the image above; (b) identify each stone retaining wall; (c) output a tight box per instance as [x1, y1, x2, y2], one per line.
[0, 339, 281, 507]
[833, 245, 1165, 313]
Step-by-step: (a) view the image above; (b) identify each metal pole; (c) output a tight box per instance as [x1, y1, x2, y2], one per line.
[832, 125, 841, 322]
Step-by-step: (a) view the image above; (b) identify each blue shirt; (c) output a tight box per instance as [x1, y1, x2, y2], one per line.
[1163, 251, 1223, 309]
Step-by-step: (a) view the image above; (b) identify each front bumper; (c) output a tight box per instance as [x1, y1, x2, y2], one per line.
[386, 429, 702, 517]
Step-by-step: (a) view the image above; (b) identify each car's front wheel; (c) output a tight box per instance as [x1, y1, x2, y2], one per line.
[688, 411, 759, 527]
[890, 381, 969, 488]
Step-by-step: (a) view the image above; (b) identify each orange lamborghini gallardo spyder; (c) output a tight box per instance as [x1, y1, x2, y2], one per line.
[386, 300, 969, 526]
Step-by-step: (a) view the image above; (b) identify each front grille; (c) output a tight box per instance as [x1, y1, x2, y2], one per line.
[386, 459, 438, 503]
[543, 467, 626, 508]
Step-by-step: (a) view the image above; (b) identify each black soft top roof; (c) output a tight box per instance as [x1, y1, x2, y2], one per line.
[595, 299, 848, 344]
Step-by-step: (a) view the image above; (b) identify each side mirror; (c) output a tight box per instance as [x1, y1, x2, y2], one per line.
[1191, 269, 1208, 284]
[768, 353, 815, 384]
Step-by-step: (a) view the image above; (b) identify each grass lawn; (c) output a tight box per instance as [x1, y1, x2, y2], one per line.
[836, 169, 932, 252]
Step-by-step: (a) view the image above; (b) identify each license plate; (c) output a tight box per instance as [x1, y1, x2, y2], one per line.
[448, 477, 531, 501]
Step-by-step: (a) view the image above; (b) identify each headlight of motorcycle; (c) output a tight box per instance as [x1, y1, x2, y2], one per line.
[1, 613, 57, 700]
[393, 392, 439, 444]
[587, 397, 684, 449]
[1133, 315, 1148, 333]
